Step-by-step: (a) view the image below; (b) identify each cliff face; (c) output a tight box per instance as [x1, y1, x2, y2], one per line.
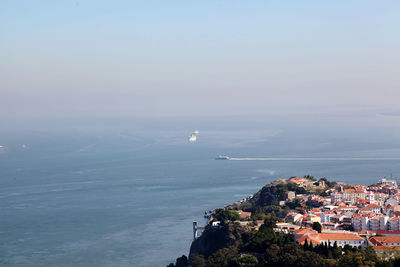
[189, 224, 251, 259]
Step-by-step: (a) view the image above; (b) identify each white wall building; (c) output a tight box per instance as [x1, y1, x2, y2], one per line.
[318, 233, 367, 248]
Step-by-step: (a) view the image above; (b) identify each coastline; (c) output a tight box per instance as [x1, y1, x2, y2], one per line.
[168, 176, 400, 267]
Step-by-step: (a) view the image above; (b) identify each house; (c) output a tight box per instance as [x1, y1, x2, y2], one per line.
[286, 191, 296, 201]
[306, 214, 321, 224]
[295, 229, 367, 248]
[352, 216, 369, 232]
[379, 178, 397, 187]
[387, 217, 400, 231]
[212, 221, 221, 227]
[369, 236, 400, 249]
[237, 210, 252, 219]
[274, 222, 300, 234]
[366, 203, 381, 214]
[330, 215, 345, 224]
[322, 222, 338, 229]
[385, 197, 398, 207]
[321, 211, 335, 223]
[296, 235, 321, 245]
[318, 232, 366, 248]
[294, 228, 318, 241]
[368, 216, 380, 232]
[379, 216, 389, 230]
[331, 192, 343, 203]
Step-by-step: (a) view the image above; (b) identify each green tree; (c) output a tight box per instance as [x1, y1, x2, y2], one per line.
[176, 255, 188, 267]
[337, 252, 364, 267]
[230, 255, 258, 267]
[263, 216, 277, 229]
[207, 246, 238, 267]
[363, 246, 378, 265]
[214, 208, 240, 224]
[189, 254, 206, 267]
[312, 222, 322, 233]
[245, 225, 277, 253]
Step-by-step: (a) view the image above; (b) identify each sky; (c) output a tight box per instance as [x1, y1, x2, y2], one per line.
[1, 0, 399, 119]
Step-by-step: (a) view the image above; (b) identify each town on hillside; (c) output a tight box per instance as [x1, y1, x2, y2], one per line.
[205, 176, 400, 254]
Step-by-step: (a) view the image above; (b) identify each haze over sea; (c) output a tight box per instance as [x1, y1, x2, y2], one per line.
[1, 112, 400, 267]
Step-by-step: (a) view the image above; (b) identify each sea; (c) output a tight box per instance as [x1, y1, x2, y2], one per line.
[0, 114, 399, 266]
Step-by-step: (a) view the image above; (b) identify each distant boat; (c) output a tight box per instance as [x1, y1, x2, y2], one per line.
[189, 134, 197, 142]
[0, 145, 4, 149]
[215, 155, 230, 160]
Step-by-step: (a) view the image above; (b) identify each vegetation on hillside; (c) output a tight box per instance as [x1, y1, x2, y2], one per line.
[167, 177, 400, 267]
[168, 218, 400, 266]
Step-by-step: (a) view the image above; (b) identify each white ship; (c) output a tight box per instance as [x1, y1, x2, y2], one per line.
[189, 134, 197, 142]
[189, 130, 199, 143]
[215, 155, 230, 160]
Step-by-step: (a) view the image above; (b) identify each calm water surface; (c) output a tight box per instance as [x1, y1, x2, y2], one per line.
[0, 117, 399, 266]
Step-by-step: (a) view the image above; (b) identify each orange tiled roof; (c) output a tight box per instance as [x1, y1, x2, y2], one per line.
[237, 210, 252, 218]
[296, 235, 321, 245]
[370, 236, 400, 244]
[324, 211, 335, 214]
[372, 246, 400, 251]
[289, 177, 308, 184]
[344, 189, 356, 193]
[358, 230, 373, 235]
[294, 228, 318, 235]
[318, 233, 363, 241]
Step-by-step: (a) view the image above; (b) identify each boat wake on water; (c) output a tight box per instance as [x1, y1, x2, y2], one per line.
[228, 157, 400, 161]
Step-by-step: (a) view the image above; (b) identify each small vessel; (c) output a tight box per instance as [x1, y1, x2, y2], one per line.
[215, 155, 230, 160]
[189, 134, 197, 142]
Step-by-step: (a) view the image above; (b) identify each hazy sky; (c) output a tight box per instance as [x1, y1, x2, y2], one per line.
[1, 0, 399, 118]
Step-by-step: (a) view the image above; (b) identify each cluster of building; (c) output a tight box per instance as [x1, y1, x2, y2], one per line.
[283, 177, 400, 252]
[204, 177, 400, 253]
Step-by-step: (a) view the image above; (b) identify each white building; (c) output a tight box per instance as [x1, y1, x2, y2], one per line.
[388, 217, 400, 231]
[321, 211, 335, 223]
[366, 203, 381, 214]
[318, 232, 367, 248]
[352, 216, 370, 232]
[368, 216, 380, 232]
[379, 178, 397, 187]
[379, 216, 389, 230]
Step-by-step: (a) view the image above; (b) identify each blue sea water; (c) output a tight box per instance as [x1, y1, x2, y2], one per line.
[0, 116, 400, 266]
